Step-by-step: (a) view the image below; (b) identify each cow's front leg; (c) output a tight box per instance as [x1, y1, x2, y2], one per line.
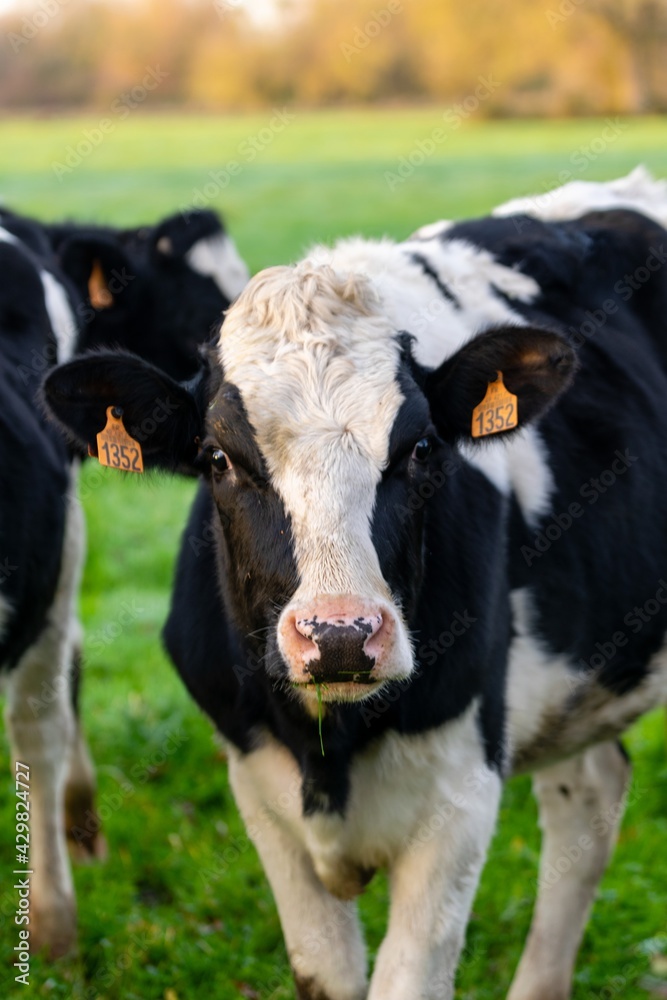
[507, 741, 631, 1000]
[228, 743, 368, 1000]
[369, 769, 502, 1000]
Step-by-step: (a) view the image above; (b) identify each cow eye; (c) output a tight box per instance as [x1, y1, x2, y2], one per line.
[210, 448, 230, 473]
[412, 437, 433, 462]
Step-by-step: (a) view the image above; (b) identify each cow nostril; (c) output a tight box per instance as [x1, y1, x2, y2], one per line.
[288, 613, 320, 663]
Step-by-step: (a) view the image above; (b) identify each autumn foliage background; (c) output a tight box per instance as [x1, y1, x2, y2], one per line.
[1, 0, 666, 117]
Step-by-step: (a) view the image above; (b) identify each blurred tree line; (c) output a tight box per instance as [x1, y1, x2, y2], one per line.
[1, 0, 666, 114]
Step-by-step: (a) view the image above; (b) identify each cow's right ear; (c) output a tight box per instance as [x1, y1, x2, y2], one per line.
[42, 351, 205, 474]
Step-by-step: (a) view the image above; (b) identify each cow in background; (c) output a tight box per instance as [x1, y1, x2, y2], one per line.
[0, 206, 248, 958]
[0, 206, 249, 380]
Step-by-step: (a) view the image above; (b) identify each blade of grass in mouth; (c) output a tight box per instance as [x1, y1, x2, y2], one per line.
[316, 683, 325, 757]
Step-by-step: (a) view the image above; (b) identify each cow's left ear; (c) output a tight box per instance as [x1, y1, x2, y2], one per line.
[425, 325, 577, 441]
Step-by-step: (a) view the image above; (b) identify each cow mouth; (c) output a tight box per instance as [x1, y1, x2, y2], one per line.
[292, 678, 385, 703]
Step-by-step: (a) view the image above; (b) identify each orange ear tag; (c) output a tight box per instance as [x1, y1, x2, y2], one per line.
[88, 259, 113, 310]
[471, 371, 518, 438]
[96, 406, 144, 473]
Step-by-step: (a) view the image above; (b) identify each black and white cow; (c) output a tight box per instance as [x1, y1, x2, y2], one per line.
[0, 208, 248, 958]
[0, 206, 249, 379]
[44, 170, 667, 999]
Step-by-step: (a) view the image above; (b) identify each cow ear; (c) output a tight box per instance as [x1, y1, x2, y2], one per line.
[152, 209, 223, 260]
[425, 325, 577, 441]
[42, 352, 205, 474]
[59, 235, 134, 312]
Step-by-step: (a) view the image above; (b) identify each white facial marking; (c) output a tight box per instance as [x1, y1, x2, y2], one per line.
[40, 270, 78, 362]
[186, 232, 249, 302]
[220, 263, 405, 603]
[494, 165, 667, 228]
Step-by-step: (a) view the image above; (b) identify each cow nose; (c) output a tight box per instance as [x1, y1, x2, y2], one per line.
[281, 602, 392, 684]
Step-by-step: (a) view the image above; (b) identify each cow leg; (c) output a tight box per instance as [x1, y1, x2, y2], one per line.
[4, 494, 84, 958]
[64, 641, 106, 862]
[368, 772, 503, 1000]
[507, 740, 631, 1000]
[228, 748, 368, 1000]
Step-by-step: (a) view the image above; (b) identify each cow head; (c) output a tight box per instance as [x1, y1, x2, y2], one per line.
[56, 209, 249, 379]
[43, 262, 575, 706]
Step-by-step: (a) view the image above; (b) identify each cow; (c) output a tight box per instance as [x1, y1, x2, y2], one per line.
[0, 205, 249, 379]
[0, 207, 248, 959]
[43, 170, 667, 999]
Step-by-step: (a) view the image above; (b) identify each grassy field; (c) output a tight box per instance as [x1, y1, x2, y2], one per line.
[0, 110, 666, 1000]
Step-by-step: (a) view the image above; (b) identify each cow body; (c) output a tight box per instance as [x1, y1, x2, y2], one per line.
[45, 171, 667, 998]
[0, 207, 248, 957]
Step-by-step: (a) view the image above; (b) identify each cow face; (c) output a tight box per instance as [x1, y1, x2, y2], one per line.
[43, 262, 575, 706]
[57, 210, 249, 380]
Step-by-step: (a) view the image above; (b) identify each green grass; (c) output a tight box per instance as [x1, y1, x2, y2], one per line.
[0, 110, 666, 999]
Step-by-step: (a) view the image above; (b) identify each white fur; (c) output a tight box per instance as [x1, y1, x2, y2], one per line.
[506, 588, 582, 763]
[313, 235, 539, 370]
[1, 224, 78, 361]
[186, 232, 249, 302]
[504, 425, 555, 526]
[507, 587, 667, 771]
[40, 270, 78, 362]
[3, 480, 85, 955]
[0, 224, 18, 245]
[408, 219, 453, 241]
[228, 701, 500, 1000]
[494, 165, 667, 228]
